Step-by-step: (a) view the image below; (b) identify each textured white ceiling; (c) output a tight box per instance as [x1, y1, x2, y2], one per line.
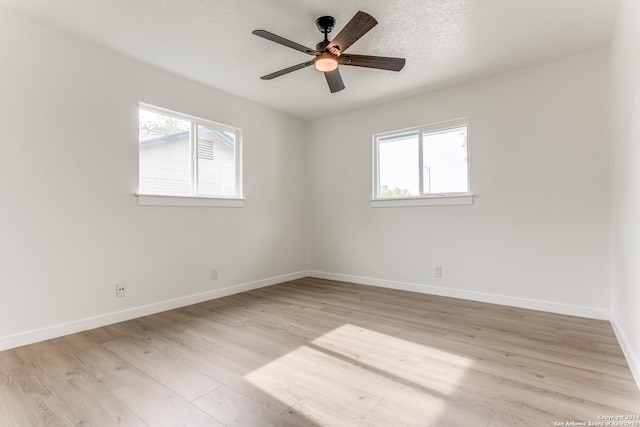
[0, 0, 620, 120]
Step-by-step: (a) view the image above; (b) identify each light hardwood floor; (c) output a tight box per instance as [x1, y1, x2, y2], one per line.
[1, 277, 639, 426]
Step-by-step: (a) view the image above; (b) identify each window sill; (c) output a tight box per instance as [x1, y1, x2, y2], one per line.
[136, 194, 245, 207]
[370, 194, 474, 208]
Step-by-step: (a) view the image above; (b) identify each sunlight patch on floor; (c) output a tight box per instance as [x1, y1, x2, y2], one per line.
[244, 324, 474, 426]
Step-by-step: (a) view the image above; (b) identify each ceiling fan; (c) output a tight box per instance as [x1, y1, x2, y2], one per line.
[252, 11, 406, 93]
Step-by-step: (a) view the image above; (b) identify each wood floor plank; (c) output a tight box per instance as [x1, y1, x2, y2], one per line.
[0, 345, 146, 427]
[38, 373, 148, 427]
[215, 342, 383, 418]
[163, 342, 309, 414]
[0, 348, 69, 427]
[112, 377, 223, 426]
[283, 395, 380, 427]
[54, 333, 148, 391]
[363, 385, 492, 427]
[104, 337, 222, 401]
[193, 385, 303, 427]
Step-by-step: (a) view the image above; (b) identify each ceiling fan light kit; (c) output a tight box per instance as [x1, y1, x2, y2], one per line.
[314, 52, 338, 72]
[252, 11, 406, 93]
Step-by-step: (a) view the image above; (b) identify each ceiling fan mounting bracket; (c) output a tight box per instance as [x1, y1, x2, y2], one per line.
[315, 16, 335, 35]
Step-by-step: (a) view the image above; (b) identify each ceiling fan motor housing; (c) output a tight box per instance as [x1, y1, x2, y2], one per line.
[316, 40, 330, 51]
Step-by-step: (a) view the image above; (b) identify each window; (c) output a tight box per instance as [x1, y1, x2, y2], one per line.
[138, 104, 242, 206]
[372, 118, 472, 207]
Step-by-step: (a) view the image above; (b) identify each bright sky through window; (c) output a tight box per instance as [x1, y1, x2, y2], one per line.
[374, 121, 469, 199]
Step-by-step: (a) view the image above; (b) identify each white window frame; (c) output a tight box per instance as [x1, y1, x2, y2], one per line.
[371, 118, 473, 207]
[136, 103, 244, 207]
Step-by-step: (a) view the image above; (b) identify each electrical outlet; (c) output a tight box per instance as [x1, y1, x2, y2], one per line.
[211, 269, 218, 280]
[435, 266, 443, 278]
[116, 283, 126, 298]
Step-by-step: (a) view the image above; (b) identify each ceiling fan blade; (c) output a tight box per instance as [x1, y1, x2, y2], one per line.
[324, 69, 345, 93]
[252, 30, 317, 55]
[340, 54, 406, 71]
[261, 61, 314, 80]
[329, 11, 378, 54]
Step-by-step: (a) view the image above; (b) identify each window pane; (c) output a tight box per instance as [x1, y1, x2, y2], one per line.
[378, 132, 419, 197]
[422, 126, 468, 194]
[139, 109, 191, 196]
[196, 126, 236, 197]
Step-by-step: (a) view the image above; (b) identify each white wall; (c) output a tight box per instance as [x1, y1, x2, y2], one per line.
[610, 0, 640, 385]
[308, 50, 610, 318]
[0, 7, 618, 354]
[0, 11, 309, 349]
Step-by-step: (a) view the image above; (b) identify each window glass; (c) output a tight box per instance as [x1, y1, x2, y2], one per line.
[374, 120, 469, 200]
[422, 126, 468, 194]
[139, 110, 192, 196]
[138, 104, 242, 199]
[378, 132, 419, 197]
[197, 126, 236, 197]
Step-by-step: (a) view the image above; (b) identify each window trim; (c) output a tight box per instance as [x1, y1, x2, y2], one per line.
[372, 118, 473, 207]
[136, 194, 245, 208]
[137, 103, 243, 205]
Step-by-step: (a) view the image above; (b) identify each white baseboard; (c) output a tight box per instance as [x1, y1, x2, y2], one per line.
[1, 269, 614, 353]
[610, 312, 640, 391]
[0, 271, 307, 352]
[308, 271, 609, 320]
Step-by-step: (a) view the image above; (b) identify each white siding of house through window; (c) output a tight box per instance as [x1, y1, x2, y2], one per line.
[139, 129, 235, 197]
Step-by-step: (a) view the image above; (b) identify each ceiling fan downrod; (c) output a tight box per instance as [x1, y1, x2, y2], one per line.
[315, 15, 335, 51]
